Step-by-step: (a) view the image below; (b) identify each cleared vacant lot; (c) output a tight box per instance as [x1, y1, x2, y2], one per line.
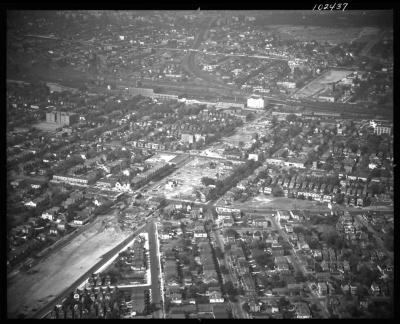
[151, 157, 240, 201]
[7, 212, 130, 318]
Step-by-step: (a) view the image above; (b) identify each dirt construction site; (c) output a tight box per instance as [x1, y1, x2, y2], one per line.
[7, 211, 130, 319]
[149, 157, 241, 201]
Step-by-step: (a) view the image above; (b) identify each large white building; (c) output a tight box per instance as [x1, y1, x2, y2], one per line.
[374, 125, 391, 136]
[247, 95, 265, 110]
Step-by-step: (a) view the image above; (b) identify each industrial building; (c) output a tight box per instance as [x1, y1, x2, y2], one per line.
[45, 111, 78, 126]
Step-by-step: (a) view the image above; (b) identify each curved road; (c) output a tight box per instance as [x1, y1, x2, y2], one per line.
[181, 15, 245, 98]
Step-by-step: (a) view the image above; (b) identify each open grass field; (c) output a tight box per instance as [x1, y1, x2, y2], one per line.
[7, 212, 131, 318]
[229, 195, 332, 212]
[223, 133, 253, 147]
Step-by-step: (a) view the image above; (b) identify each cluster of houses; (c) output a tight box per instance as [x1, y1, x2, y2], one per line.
[335, 212, 362, 241]
[49, 284, 118, 319]
[7, 218, 57, 268]
[9, 185, 118, 269]
[220, 229, 316, 319]
[123, 102, 244, 153]
[49, 283, 151, 319]
[130, 140, 166, 151]
[215, 111, 393, 207]
[222, 159, 385, 206]
[214, 201, 393, 317]
[112, 236, 148, 285]
[157, 208, 230, 316]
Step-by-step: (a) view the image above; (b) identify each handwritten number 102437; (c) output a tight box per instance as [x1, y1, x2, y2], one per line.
[313, 3, 348, 10]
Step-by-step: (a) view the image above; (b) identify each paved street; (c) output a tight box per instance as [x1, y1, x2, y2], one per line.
[210, 213, 249, 319]
[147, 221, 163, 318]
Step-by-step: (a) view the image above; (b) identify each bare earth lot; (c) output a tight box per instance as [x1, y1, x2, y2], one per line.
[7, 212, 130, 318]
[151, 157, 240, 201]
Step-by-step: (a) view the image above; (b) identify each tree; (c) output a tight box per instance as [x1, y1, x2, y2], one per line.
[310, 304, 319, 315]
[223, 281, 238, 297]
[278, 297, 290, 309]
[281, 150, 288, 159]
[383, 234, 393, 252]
[295, 272, 307, 283]
[179, 254, 191, 266]
[357, 266, 381, 286]
[225, 229, 239, 238]
[285, 113, 298, 123]
[255, 253, 274, 267]
[214, 246, 224, 259]
[272, 185, 284, 197]
[147, 302, 160, 314]
[293, 226, 304, 234]
[271, 116, 278, 126]
[242, 303, 250, 313]
[220, 265, 229, 274]
[201, 177, 215, 187]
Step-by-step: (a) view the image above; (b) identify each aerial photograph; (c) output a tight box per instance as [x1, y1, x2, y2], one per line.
[6, 9, 394, 319]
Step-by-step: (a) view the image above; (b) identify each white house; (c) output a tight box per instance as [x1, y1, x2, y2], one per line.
[194, 231, 207, 238]
[74, 219, 84, 226]
[264, 187, 272, 195]
[247, 95, 265, 109]
[248, 153, 260, 161]
[160, 233, 170, 240]
[209, 291, 224, 303]
[115, 182, 131, 192]
[24, 201, 37, 208]
[170, 292, 182, 304]
[323, 195, 332, 203]
[41, 212, 54, 221]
